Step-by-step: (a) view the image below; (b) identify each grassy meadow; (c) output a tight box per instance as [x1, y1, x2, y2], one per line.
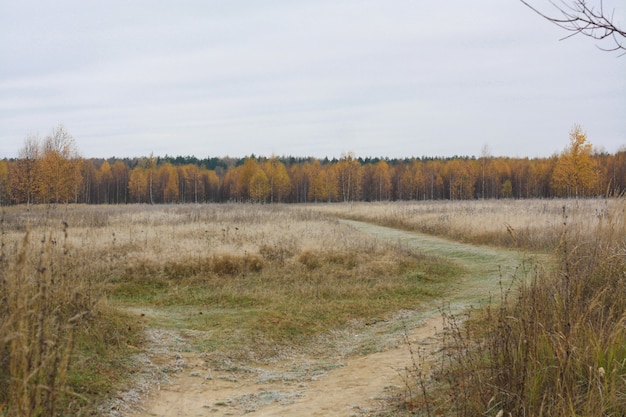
[322, 199, 626, 417]
[1, 198, 625, 416]
[1, 203, 460, 416]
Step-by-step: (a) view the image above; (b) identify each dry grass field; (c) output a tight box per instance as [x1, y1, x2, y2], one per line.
[1, 203, 460, 416]
[1, 198, 625, 416]
[317, 199, 626, 417]
[312, 198, 620, 250]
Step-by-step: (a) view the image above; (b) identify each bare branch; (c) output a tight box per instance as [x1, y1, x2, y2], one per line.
[520, 0, 625, 54]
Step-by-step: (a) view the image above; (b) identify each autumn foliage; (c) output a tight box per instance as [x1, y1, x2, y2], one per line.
[7, 126, 82, 205]
[2, 125, 624, 205]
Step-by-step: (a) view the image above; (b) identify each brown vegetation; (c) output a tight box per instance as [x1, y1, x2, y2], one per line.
[0, 203, 460, 415]
[358, 199, 626, 416]
[1, 198, 624, 416]
[0, 212, 140, 416]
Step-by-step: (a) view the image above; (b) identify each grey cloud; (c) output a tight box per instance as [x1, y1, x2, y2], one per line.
[0, 0, 624, 158]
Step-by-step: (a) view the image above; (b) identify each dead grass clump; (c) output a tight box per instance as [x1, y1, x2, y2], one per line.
[162, 258, 212, 279]
[211, 253, 264, 275]
[297, 249, 322, 270]
[418, 200, 626, 417]
[297, 249, 364, 271]
[117, 253, 266, 293]
[325, 250, 358, 268]
[259, 242, 297, 265]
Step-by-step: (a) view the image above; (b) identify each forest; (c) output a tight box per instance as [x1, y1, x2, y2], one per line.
[1, 125, 625, 205]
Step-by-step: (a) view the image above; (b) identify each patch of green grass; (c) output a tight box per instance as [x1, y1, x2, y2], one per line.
[64, 304, 145, 414]
[110, 247, 464, 359]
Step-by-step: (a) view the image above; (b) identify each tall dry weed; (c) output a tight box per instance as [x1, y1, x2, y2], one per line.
[422, 200, 626, 416]
[0, 219, 94, 416]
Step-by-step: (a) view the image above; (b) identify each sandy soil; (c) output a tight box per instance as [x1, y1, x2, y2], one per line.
[109, 220, 531, 417]
[120, 313, 442, 417]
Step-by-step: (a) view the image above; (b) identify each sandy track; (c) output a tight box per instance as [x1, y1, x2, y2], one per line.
[126, 314, 443, 417]
[117, 220, 529, 417]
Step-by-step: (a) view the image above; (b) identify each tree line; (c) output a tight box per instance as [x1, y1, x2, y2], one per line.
[1, 125, 624, 205]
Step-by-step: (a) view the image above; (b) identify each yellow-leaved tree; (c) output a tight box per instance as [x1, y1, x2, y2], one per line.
[159, 162, 179, 203]
[0, 159, 8, 205]
[261, 157, 291, 203]
[309, 160, 337, 202]
[249, 169, 270, 202]
[9, 134, 41, 205]
[551, 125, 598, 197]
[98, 160, 113, 204]
[128, 166, 148, 203]
[38, 125, 83, 204]
[237, 157, 260, 200]
[335, 152, 361, 202]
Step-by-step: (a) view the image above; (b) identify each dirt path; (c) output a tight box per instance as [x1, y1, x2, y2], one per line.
[116, 220, 532, 417]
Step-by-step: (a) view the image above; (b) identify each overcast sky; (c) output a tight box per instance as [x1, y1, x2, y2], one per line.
[1, 1, 624, 159]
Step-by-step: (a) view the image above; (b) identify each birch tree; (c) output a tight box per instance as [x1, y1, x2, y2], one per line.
[38, 125, 82, 204]
[128, 166, 148, 203]
[261, 157, 291, 203]
[9, 134, 41, 205]
[249, 169, 270, 202]
[336, 152, 361, 202]
[551, 125, 598, 197]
